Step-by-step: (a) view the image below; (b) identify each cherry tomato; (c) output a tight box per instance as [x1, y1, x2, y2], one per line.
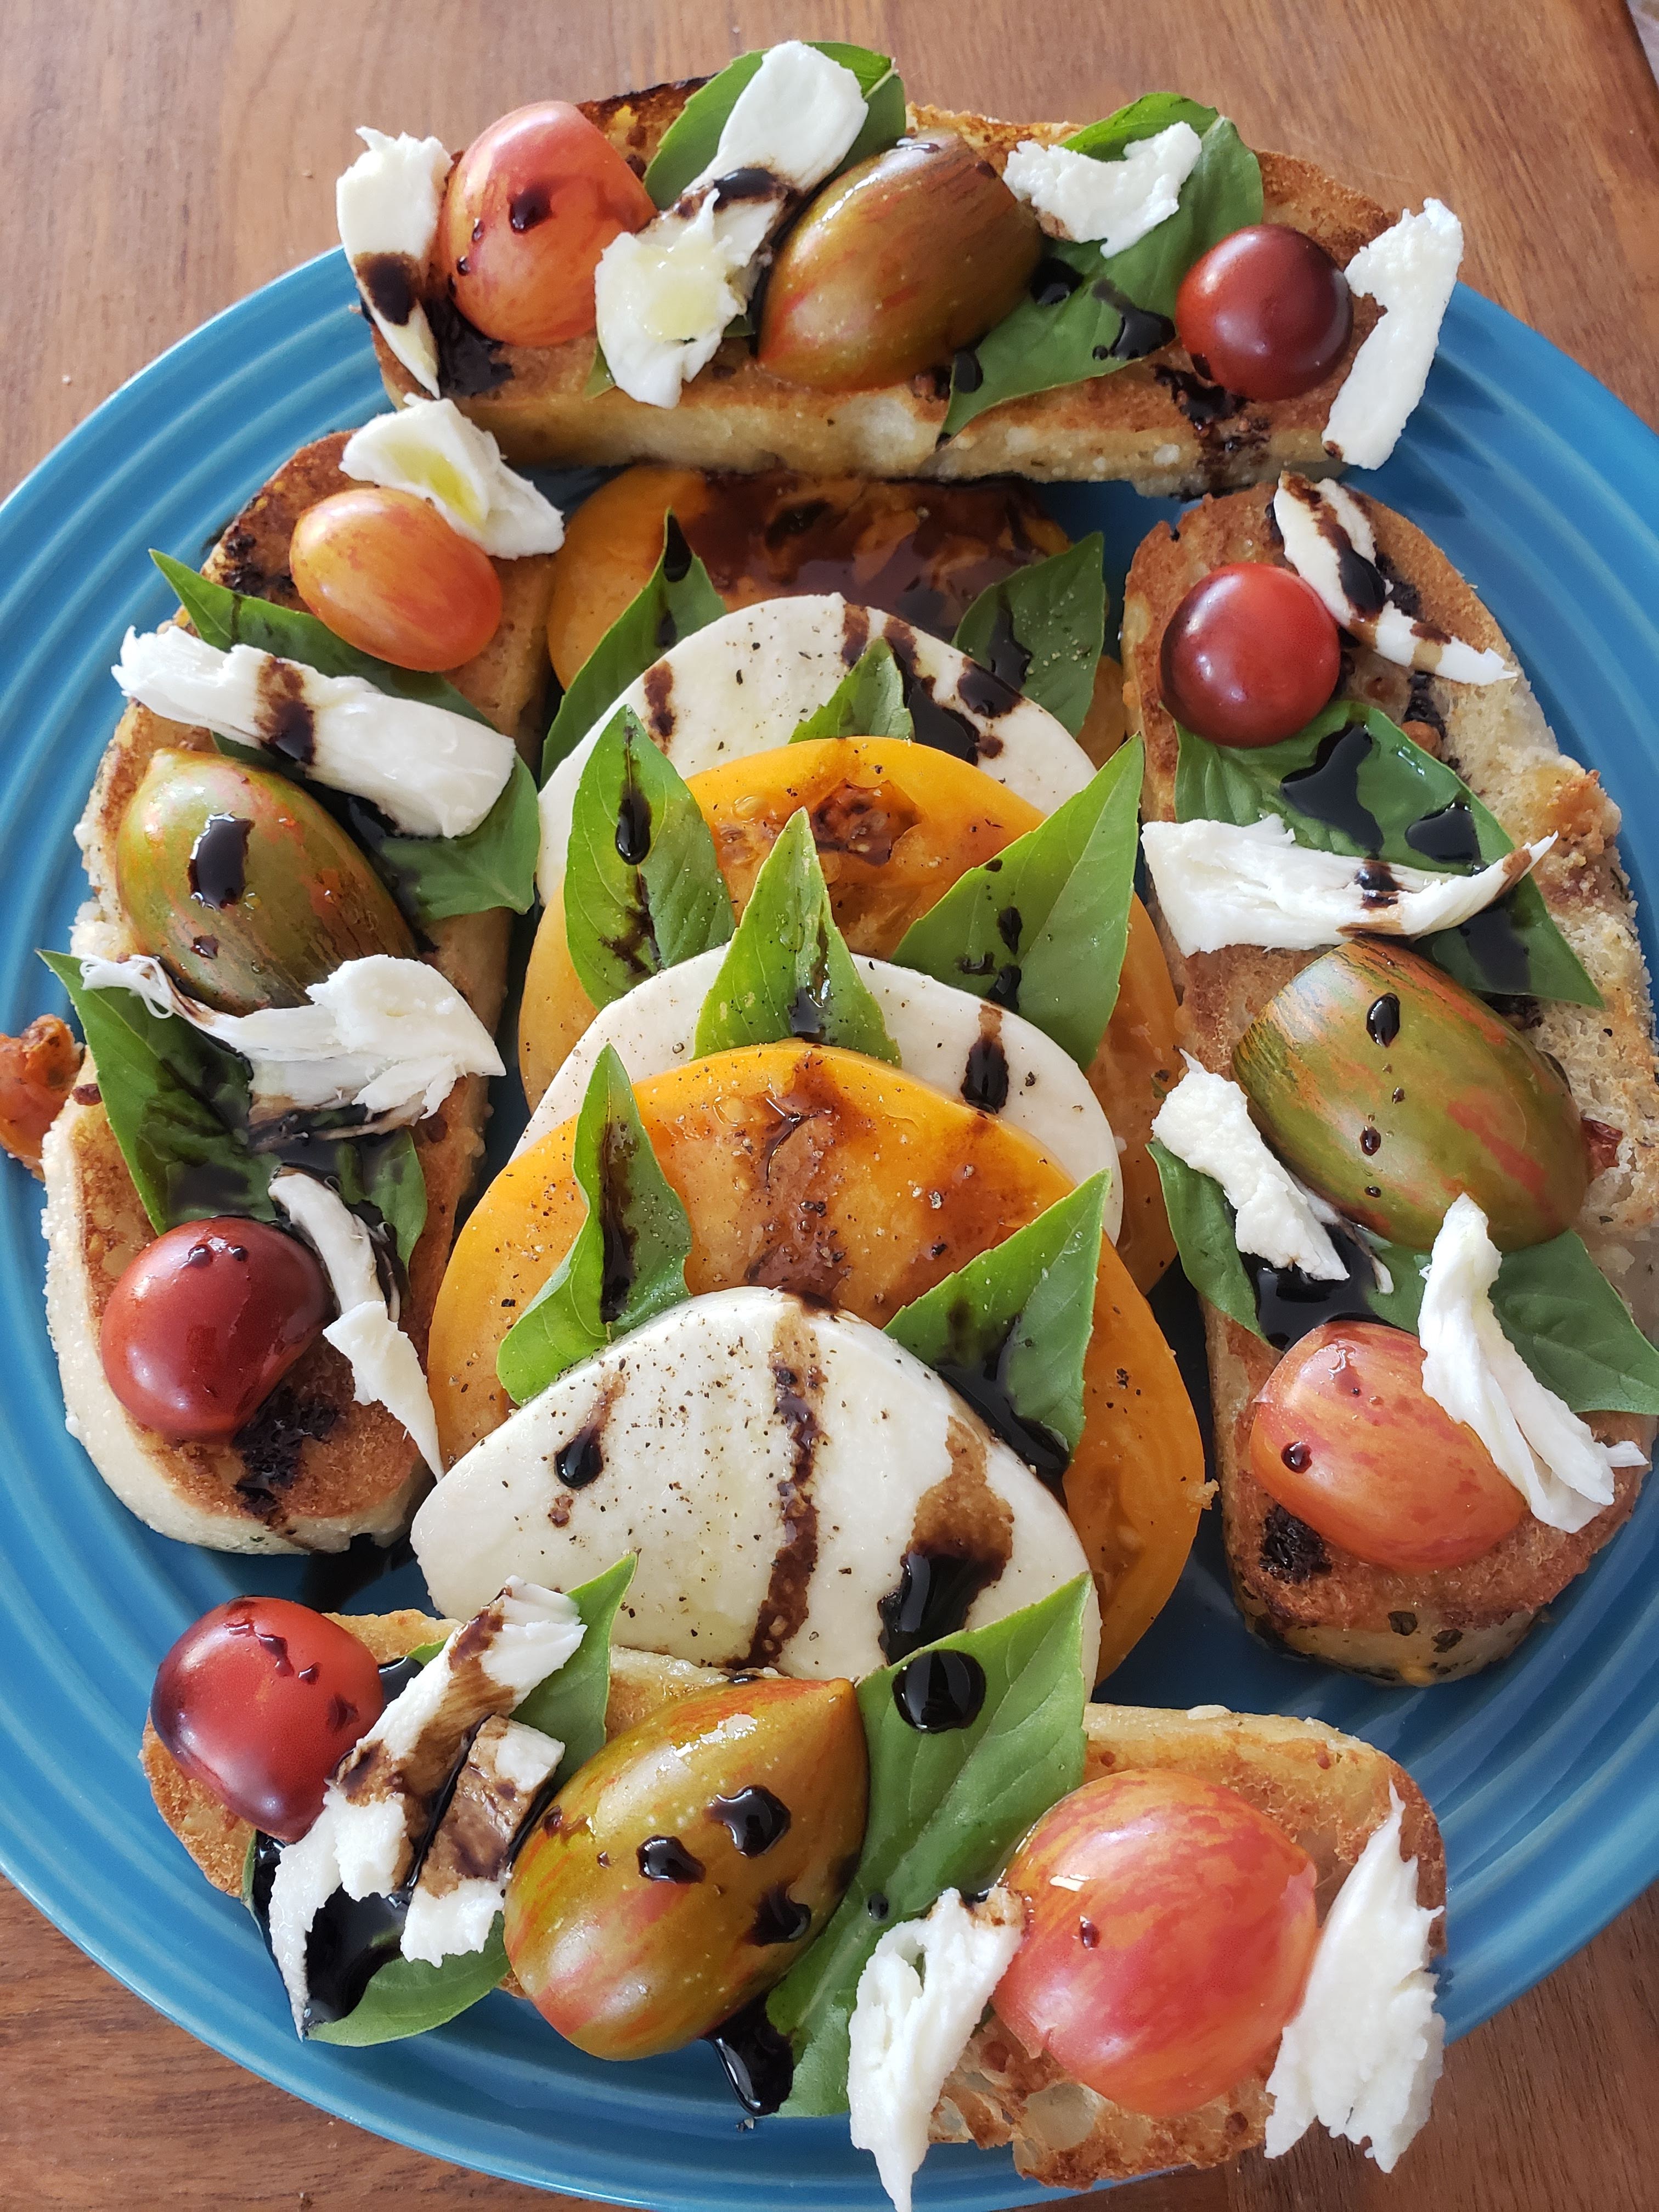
[1175, 225, 1353, 400]
[151, 1597, 386, 1839]
[996, 1771, 1317, 2118]
[290, 487, 502, 672]
[1251, 1320, 1526, 1571]
[99, 1217, 329, 1442]
[440, 101, 657, 348]
[1159, 561, 1340, 746]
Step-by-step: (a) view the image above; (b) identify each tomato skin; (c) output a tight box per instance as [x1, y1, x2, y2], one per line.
[1159, 562, 1340, 747]
[1175, 225, 1352, 400]
[100, 1218, 329, 1442]
[440, 101, 656, 348]
[996, 1771, 1317, 2118]
[151, 1598, 386, 1839]
[1251, 1320, 1526, 1570]
[290, 487, 502, 672]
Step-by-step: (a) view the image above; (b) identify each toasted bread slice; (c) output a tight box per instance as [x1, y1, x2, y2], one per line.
[375, 88, 1389, 494]
[142, 1605, 1441, 2186]
[43, 433, 557, 1554]
[1122, 484, 1659, 1680]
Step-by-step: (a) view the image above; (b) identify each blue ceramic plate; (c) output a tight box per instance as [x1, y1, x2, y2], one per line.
[0, 249, 1656, 2208]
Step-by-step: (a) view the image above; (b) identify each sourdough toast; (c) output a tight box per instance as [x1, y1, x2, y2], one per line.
[374, 88, 1390, 494]
[43, 433, 557, 1554]
[1123, 483, 1659, 1679]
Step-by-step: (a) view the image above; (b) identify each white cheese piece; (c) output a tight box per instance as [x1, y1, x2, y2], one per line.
[1001, 123, 1201, 251]
[595, 41, 866, 408]
[341, 399, 565, 557]
[411, 1285, 1102, 1683]
[270, 1170, 444, 1473]
[1273, 475, 1509, 684]
[537, 594, 1093, 898]
[515, 946, 1121, 1224]
[848, 1887, 1025, 2212]
[1323, 201, 1463, 471]
[335, 129, 452, 397]
[267, 1798, 349, 2032]
[1265, 1787, 1443, 2171]
[112, 627, 516, 839]
[1417, 1194, 1646, 1533]
[400, 1716, 563, 1966]
[77, 952, 504, 1129]
[1141, 815, 1551, 958]
[1152, 1056, 1347, 1280]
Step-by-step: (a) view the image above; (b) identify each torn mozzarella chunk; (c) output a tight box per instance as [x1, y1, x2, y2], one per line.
[1323, 201, 1463, 470]
[266, 1798, 351, 2033]
[1273, 475, 1508, 683]
[594, 40, 866, 407]
[335, 129, 452, 397]
[1417, 1194, 1646, 1533]
[1141, 816, 1551, 957]
[848, 1888, 1025, 2212]
[76, 953, 504, 1129]
[112, 627, 515, 839]
[400, 1715, 562, 1966]
[1152, 1056, 1347, 1280]
[1266, 1787, 1443, 2171]
[515, 946, 1121, 1220]
[342, 399, 565, 557]
[1001, 122, 1201, 251]
[270, 1170, 444, 1473]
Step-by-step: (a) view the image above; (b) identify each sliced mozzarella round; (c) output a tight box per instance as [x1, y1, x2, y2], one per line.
[410, 1285, 1103, 1683]
[536, 595, 1095, 898]
[513, 947, 1121, 1229]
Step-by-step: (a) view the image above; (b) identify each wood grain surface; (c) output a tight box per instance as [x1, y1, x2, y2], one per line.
[3, 2, 1657, 2208]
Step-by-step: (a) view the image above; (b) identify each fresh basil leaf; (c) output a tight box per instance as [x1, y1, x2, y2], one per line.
[692, 810, 900, 1064]
[943, 103, 1260, 437]
[541, 514, 725, 777]
[885, 1176, 1110, 1470]
[788, 638, 913, 744]
[562, 707, 733, 1009]
[332, 1129, 427, 1272]
[42, 952, 275, 1231]
[893, 740, 1143, 1067]
[307, 1921, 509, 2047]
[951, 537, 1107, 738]
[769, 1577, 1091, 2116]
[512, 1553, 638, 1784]
[642, 44, 904, 208]
[1148, 1137, 1261, 1337]
[496, 1046, 691, 1403]
[1173, 700, 1600, 1007]
[151, 551, 490, 725]
[370, 758, 540, 923]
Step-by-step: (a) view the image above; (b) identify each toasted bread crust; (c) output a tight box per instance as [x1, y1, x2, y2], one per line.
[1122, 484, 1659, 1678]
[379, 89, 1390, 492]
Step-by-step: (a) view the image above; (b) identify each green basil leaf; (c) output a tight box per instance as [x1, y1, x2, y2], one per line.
[788, 638, 913, 744]
[951, 537, 1107, 737]
[541, 514, 726, 777]
[642, 44, 905, 208]
[1173, 700, 1600, 1007]
[692, 810, 901, 1064]
[768, 1577, 1091, 2115]
[496, 1046, 691, 1403]
[369, 758, 540, 923]
[307, 1921, 509, 2047]
[885, 1175, 1110, 1467]
[332, 1129, 427, 1271]
[1148, 1136, 1262, 1338]
[562, 707, 733, 1009]
[943, 104, 1259, 437]
[151, 551, 490, 725]
[511, 1553, 638, 1784]
[892, 739, 1143, 1067]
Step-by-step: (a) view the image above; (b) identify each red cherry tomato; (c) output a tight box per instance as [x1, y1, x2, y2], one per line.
[99, 1217, 329, 1442]
[290, 487, 503, 672]
[151, 1597, 386, 1839]
[1159, 562, 1340, 746]
[440, 101, 657, 348]
[1251, 1320, 1526, 1571]
[1175, 225, 1353, 400]
[996, 1771, 1318, 2118]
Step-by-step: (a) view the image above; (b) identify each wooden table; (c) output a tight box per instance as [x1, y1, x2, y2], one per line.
[3, 2, 1657, 2205]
